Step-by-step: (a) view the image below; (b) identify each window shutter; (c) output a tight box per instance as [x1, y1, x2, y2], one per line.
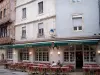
[72, 17, 82, 26]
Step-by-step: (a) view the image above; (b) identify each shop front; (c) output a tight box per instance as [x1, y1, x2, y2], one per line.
[0, 39, 99, 69]
[63, 45, 96, 69]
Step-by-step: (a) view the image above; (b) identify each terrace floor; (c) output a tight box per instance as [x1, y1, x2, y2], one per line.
[0, 66, 83, 75]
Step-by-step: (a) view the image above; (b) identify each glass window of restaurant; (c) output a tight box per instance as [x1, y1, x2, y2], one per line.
[23, 49, 29, 60]
[83, 45, 96, 62]
[7, 49, 13, 59]
[35, 48, 49, 61]
[64, 45, 75, 62]
[64, 45, 96, 63]
[19, 48, 29, 60]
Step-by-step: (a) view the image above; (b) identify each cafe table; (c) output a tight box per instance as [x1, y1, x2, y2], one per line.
[83, 65, 100, 75]
[29, 66, 40, 74]
[61, 66, 71, 75]
[50, 66, 60, 75]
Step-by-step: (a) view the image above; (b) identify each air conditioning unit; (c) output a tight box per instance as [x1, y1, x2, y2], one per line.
[49, 29, 56, 38]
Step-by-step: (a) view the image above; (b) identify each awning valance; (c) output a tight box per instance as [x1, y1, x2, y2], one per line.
[55, 40, 99, 45]
[0, 39, 99, 49]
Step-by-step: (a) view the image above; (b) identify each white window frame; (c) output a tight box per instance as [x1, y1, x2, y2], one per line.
[7, 49, 13, 60]
[38, 23, 44, 37]
[20, 48, 29, 61]
[83, 45, 96, 63]
[38, 1, 43, 14]
[22, 8, 26, 19]
[64, 45, 75, 62]
[21, 26, 26, 39]
[72, 14, 83, 31]
[35, 48, 49, 62]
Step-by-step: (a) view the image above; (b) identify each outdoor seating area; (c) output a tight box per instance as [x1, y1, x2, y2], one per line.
[83, 64, 100, 75]
[3, 60, 100, 75]
[3, 61, 73, 75]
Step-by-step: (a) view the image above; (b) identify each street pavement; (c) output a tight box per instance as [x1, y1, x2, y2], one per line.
[0, 66, 28, 75]
[0, 66, 83, 75]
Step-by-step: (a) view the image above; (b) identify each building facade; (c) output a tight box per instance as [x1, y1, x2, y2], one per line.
[0, 0, 100, 69]
[13, 0, 56, 63]
[0, 0, 15, 61]
[55, 0, 100, 69]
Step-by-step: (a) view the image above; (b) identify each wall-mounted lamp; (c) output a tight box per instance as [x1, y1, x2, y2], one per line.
[50, 52, 53, 55]
[13, 52, 16, 55]
[29, 52, 32, 55]
[98, 50, 100, 54]
[58, 51, 60, 55]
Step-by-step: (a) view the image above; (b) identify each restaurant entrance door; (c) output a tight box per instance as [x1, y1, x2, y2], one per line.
[76, 51, 83, 69]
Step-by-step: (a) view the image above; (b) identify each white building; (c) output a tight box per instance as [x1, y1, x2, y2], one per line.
[14, 0, 56, 63]
[0, 0, 100, 69]
[55, 0, 100, 69]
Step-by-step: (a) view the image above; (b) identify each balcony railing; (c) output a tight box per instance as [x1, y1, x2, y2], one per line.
[0, 13, 12, 25]
[0, 37, 12, 44]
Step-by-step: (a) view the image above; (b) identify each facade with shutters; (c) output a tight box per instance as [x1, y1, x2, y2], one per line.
[0, 0, 100, 69]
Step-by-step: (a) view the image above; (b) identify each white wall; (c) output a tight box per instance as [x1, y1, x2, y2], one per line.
[49, 47, 63, 63]
[15, 18, 55, 41]
[15, 0, 56, 25]
[15, 0, 56, 41]
[56, 0, 100, 37]
[13, 48, 18, 63]
[16, 0, 32, 7]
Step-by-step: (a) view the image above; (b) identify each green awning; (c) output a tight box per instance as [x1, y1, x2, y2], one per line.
[55, 40, 99, 46]
[12, 42, 52, 48]
[0, 40, 99, 49]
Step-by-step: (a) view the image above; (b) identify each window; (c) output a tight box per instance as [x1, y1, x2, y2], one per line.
[64, 45, 75, 62]
[22, 49, 29, 60]
[4, 9, 6, 17]
[84, 45, 96, 62]
[38, 23, 44, 37]
[38, 1, 43, 14]
[35, 48, 49, 61]
[7, 49, 13, 59]
[0, 26, 7, 38]
[22, 8, 26, 19]
[22, 26, 26, 39]
[72, 0, 81, 3]
[20, 49, 29, 60]
[72, 15, 82, 31]
[0, 11, 2, 19]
